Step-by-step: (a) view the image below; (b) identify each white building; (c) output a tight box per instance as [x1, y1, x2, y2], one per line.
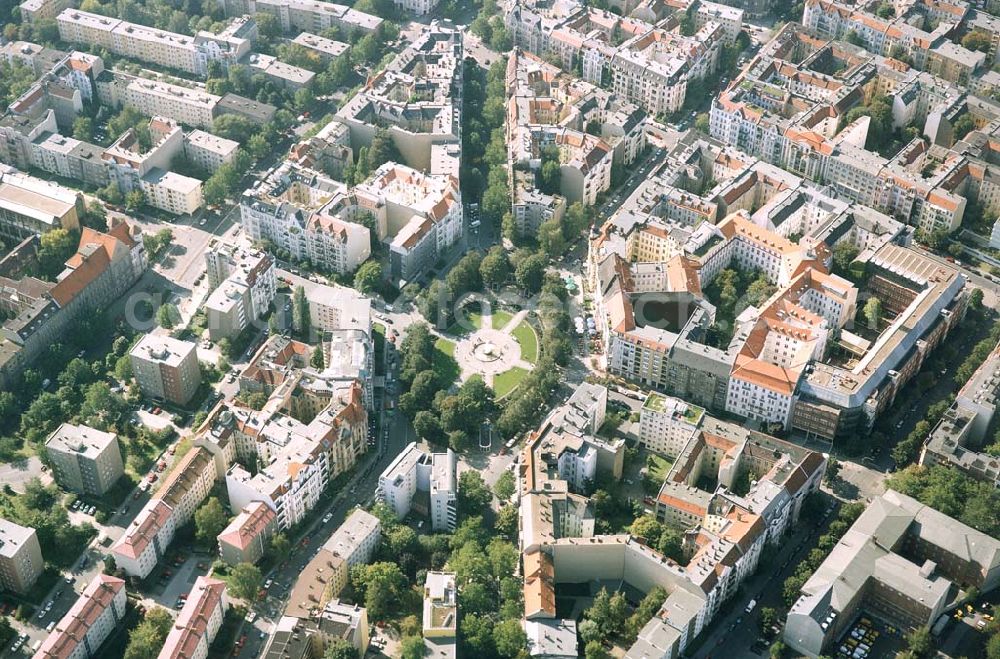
[326, 509, 381, 568]
[184, 130, 240, 173]
[110, 499, 176, 579]
[377, 443, 458, 532]
[58, 9, 244, 76]
[34, 575, 127, 659]
[158, 577, 228, 659]
[638, 393, 704, 458]
[203, 242, 276, 340]
[141, 168, 203, 216]
[239, 162, 371, 275]
[353, 163, 463, 283]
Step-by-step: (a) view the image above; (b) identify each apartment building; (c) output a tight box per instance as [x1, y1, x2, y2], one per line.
[112, 446, 220, 578]
[291, 32, 349, 64]
[240, 162, 371, 275]
[45, 423, 124, 497]
[97, 75, 220, 130]
[203, 242, 276, 340]
[158, 577, 228, 659]
[264, 602, 369, 657]
[801, 0, 977, 82]
[247, 53, 316, 91]
[510, 126, 613, 206]
[226, 369, 368, 530]
[101, 116, 204, 215]
[0, 519, 43, 594]
[57, 10, 244, 76]
[0, 222, 146, 391]
[610, 22, 724, 115]
[518, 380, 825, 659]
[377, 443, 458, 532]
[353, 162, 463, 283]
[34, 575, 127, 659]
[111, 499, 177, 579]
[920, 338, 1000, 486]
[336, 25, 462, 172]
[591, 149, 962, 438]
[284, 509, 381, 617]
[129, 335, 201, 405]
[19, 0, 71, 23]
[215, 0, 379, 34]
[638, 393, 703, 457]
[785, 490, 1000, 657]
[0, 165, 82, 243]
[142, 168, 204, 215]
[217, 501, 278, 566]
[31, 133, 110, 189]
[422, 572, 457, 658]
[184, 130, 240, 173]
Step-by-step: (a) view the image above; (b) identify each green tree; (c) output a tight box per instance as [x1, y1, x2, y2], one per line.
[495, 504, 519, 541]
[229, 562, 263, 600]
[493, 618, 527, 657]
[353, 260, 383, 294]
[514, 253, 548, 294]
[963, 29, 992, 52]
[324, 637, 359, 659]
[538, 219, 566, 258]
[351, 561, 407, 620]
[457, 471, 493, 515]
[903, 628, 933, 659]
[494, 470, 516, 502]
[124, 608, 173, 659]
[480, 246, 510, 289]
[399, 636, 424, 659]
[269, 532, 291, 559]
[863, 297, 881, 329]
[194, 497, 228, 545]
[125, 189, 145, 211]
[311, 344, 325, 370]
[585, 640, 610, 659]
[72, 116, 94, 142]
[413, 410, 444, 445]
[156, 303, 180, 329]
[38, 228, 78, 278]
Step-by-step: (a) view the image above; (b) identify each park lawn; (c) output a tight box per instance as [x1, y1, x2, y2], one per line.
[494, 367, 529, 398]
[434, 338, 460, 385]
[491, 309, 514, 330]
[511, 321, 538, 363]
[444, 305, 482, 336]
[647, 453, 674, 482]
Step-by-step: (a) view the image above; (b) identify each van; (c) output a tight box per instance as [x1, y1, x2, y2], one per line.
[745, 599, 757, 614]
[46, 621, 56, 633]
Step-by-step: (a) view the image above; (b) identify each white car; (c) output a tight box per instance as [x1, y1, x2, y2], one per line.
[322, 513, 333, 524]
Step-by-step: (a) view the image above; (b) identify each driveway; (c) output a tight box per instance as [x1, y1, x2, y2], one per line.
[0, 457, 49, 493]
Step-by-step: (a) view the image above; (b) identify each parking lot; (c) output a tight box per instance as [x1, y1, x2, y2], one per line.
[149, 551, 213, 611]
[833, 616, 904, 659]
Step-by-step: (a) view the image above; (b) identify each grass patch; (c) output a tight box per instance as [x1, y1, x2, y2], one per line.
[491, 309, 514, 330]
[647, 453, 674, 482]
[511, 321, 538, 363]
[434, 338, 460, 386]
[494, 367, 529, 398]
[445, 302, 482, 336]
